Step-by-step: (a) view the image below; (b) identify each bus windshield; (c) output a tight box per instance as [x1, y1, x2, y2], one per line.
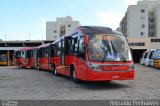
[88, 33, 132, 62]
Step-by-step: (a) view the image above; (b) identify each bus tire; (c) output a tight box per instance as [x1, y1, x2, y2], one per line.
[19, 63, 23, 68]
[106, 80, 111, 83]
[54, 65, 59, 76]
[37, 65, 40, 70]
[70, 67, 80, 83]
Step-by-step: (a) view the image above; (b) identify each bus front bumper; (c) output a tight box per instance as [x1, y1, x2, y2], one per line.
[85, 70, 134, 81]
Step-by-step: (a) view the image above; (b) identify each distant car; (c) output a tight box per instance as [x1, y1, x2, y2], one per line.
[148, 49, 156, 66]
[140, 51, 147, 65]
[144, 49, 156, 66]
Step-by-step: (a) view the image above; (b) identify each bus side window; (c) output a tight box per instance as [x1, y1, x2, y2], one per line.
[16, 51, 19, 58]
[79, 38, 84, 52]
[74, 38, 78, 53]
[27, 50, 32, 58]
[45, 47, 49, 57]
[70, 37, 78, 54]
[37, 49, 39, 58]
[79, 38, 85, 59]
[22, 51, 25, 58]
[51, 45, 54, 56]
[62, 40, 65, 53]
[39, 48, 44, 57]
[53, 45, 56, 56]
[57, 42, 61, 56]
[26, 51, 28, 58]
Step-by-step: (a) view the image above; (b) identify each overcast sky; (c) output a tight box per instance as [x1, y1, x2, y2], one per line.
[0, 0, 139, 41]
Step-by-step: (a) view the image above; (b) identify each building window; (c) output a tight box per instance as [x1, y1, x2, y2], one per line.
[151, 25, 154, 30]
[131, 43, 134, 46]
[54, 30, 57, 33]
[129, 42, 145, 46]
[151, 39, 160, 42]
[141, 24, 145, 28]
[135, 43, 138, 46]
[54, 36, 57, 39]
[142, 43, 145, 46]
[68, 25, 71, 27]
[150, 18, 154, 22]
[141, 17, 145, 21]
[151, 39, 155, 42]
[141, 9, 145, 13]
[141, 32, 145, 36]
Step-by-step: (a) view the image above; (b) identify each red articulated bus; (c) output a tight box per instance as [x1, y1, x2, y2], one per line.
[52, 26, 135, 82]
[13, 47, 35, 68]
[35, 43, 54, 70]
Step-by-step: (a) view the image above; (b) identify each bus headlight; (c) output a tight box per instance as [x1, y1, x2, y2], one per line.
[129, 66, 134, 71]
[90, 66, 99, 71]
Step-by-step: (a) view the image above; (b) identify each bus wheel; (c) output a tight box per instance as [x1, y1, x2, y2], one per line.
[19, 63, 22, 68]
[54, 65, 59, 76]
[106, 80, 111, 83]
[37, 65, 40, 70]
[71, 68, 80, 83]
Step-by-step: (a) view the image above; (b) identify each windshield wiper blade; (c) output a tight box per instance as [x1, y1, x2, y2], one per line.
[111, 42, 127, 62]
[101, 47, 107, 62]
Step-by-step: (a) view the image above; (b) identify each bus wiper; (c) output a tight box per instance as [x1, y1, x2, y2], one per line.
[101, 47, 106, 62]
[101, 41, 111, 62]
[111, 42, 127, 62]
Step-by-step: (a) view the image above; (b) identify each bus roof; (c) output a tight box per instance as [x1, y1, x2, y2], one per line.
[15, 47, 35, 51]
[78, 26, 112, 32]
[52, 26, 124, 45]
[36, 43, 51, 49]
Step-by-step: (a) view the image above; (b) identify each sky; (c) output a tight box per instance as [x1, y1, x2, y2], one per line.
[0, 0, 139, 41]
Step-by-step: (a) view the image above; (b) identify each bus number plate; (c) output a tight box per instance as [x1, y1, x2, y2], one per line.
[99, 66, 117, 71]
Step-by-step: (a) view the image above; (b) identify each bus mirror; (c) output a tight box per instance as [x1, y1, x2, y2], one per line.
[84, 35, 88, 44]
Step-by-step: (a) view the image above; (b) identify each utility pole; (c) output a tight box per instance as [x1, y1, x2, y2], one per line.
[5, 33, 6, 41]
[5, 34, 7, 46]
[29, 33, 31, 40]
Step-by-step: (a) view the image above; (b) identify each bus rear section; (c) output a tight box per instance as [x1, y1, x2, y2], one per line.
[52, 26, 135, 81]
[13, 47, 35, 68]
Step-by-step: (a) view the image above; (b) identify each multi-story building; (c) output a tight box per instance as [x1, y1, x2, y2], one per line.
[119, 0, 160, 62]
[46, 16, 80, 41]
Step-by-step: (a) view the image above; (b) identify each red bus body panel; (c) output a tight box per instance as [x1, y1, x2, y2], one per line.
[54, 55, 134, 81]
[38, 57, 49, 70]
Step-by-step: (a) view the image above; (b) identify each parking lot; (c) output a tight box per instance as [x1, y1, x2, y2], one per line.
[0, 64, 160, 100]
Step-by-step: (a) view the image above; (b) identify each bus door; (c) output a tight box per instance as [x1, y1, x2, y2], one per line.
[48, 45, 51, 70]
[25, 51, 28, 63]
[36, 49, 40, 67]
[33, 49, 37, 67]
[61, 39, 65, 65]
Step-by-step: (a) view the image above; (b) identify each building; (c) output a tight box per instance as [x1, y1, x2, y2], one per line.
[46, 16, 80, 41]
[119, 0, 160, 62]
